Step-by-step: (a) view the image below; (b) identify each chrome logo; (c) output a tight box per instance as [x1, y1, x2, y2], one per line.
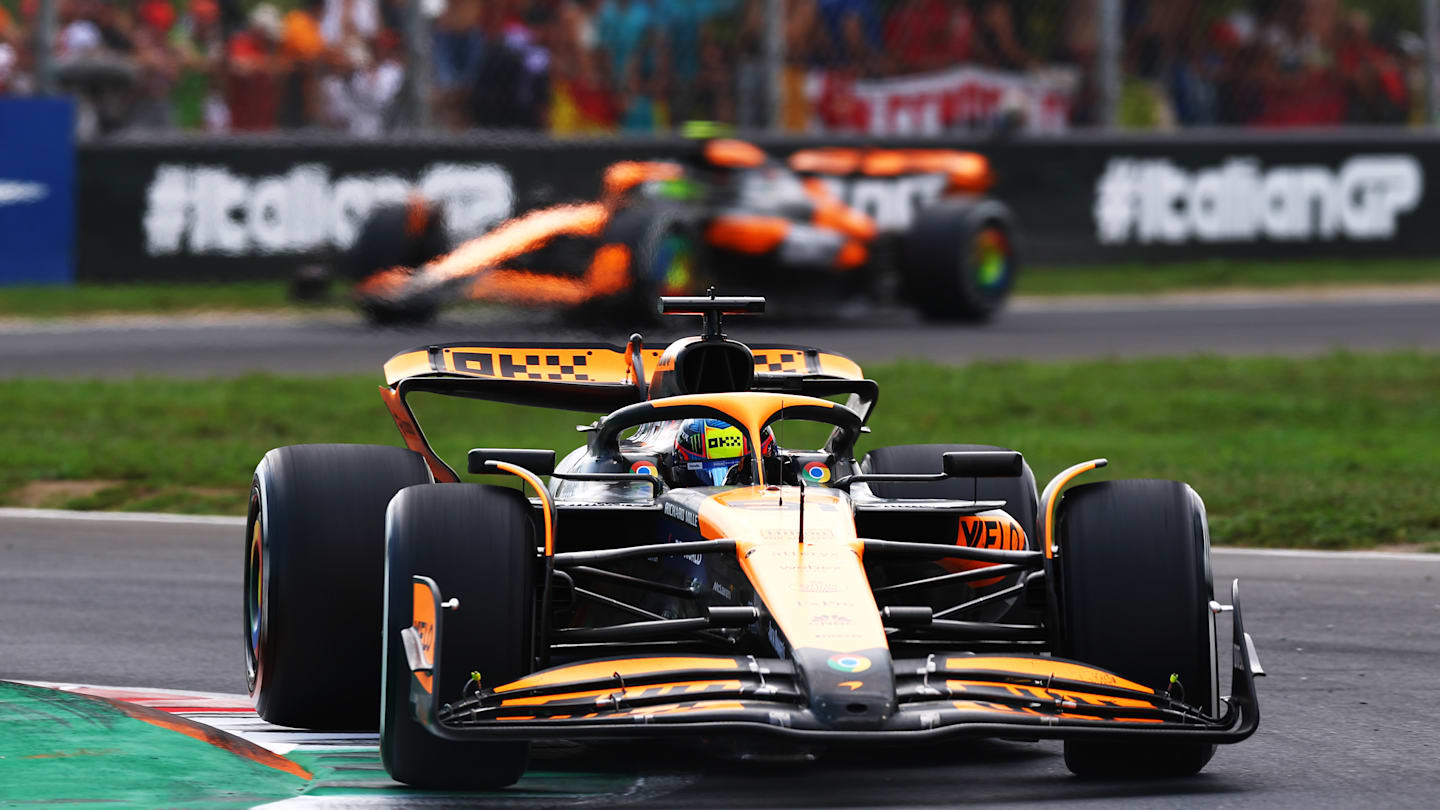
[630, 460, 659, 477]
[802, 461, 831, 484]
[826, 653, 871, 673]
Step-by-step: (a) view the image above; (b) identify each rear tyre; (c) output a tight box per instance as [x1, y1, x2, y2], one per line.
[381, 484, 535, 789]
[1056, 479, 1217, 777]
[246, 444, 433, 729]
[898, 200, 1017, 322]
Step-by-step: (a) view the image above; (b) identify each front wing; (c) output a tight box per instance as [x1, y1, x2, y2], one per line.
[402, 579, 1261, 746]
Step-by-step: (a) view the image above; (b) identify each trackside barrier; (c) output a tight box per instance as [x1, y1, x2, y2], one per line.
[77, 131, 1440, 281]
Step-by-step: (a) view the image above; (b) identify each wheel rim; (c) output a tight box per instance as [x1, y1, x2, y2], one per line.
[651, 230, 695, 295]
[244, 492, 263, 690]
[970, 225, 1013, 298]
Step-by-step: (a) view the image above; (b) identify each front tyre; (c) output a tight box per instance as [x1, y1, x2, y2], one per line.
[1056, 479, 1218, 777]
[380, 484, 536, 789]
[898, 200, 1017, 321]
[246, 444, 433, 729]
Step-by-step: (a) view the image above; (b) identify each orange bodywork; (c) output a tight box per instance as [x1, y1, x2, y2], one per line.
[494, 656, 742, 693]
[699, 486, 888, 655]
[704, 139, 767, 168]
[945, 656, 1152, 693]
[463, 242, 633, 308]
[790, 147, 995, 193]
[603, 161, 683, 199]
[410, 581, 437, 694]
[356, 202, 616, 305]
[382, 345, 864, 387]
[947, 512, 1028, 587]
[804, 177, 878, 241]
[705, 215, 790, 254]
[378, 385, 458, 482]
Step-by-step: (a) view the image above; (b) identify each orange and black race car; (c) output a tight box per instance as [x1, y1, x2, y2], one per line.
[344, 140, 1017, 324]
[244, 297, 1261, 789]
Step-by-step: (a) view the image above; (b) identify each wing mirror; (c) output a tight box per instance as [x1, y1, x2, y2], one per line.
[942, 451, 1023, 478]
[468, 448, 557, 476]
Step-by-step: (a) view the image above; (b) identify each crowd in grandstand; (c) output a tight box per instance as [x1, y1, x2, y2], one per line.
[0, 0, 1428, 137]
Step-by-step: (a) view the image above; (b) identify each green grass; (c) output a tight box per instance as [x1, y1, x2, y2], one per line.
[3, 257, 1439, 317]
[3, 352, 1437, 550]
[0, 281, 311, 318]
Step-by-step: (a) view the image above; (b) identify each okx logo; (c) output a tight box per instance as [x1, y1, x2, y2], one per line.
[1094, 155, 1422, 245]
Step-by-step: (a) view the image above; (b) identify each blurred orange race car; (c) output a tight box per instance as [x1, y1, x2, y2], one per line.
[344, 139, 1017, 324]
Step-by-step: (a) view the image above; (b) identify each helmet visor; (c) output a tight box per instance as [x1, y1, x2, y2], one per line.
[690, 458, 741, 487]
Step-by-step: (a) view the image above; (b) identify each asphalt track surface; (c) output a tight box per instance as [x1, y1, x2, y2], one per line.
[2, 289, 1439, 378]
[4, 510, 1440, 808]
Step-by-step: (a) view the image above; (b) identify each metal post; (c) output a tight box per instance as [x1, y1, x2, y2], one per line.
[402, 0, 432, 130]
[1096, 0, 1122, 128]
[36, 0, 58, 95]
[1425, 0, 1439, 125]
[765, 0, 785, 131]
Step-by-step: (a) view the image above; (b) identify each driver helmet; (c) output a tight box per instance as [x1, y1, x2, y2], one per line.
[666, 418, 776, 487]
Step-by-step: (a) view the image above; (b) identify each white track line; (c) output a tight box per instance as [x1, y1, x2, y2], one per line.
[0, 507, 245, 527]
[1, 507, 1436, 561]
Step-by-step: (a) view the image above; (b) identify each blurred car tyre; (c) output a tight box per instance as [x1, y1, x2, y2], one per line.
[898, 200, 1017, 321]
[343, 200, 450, 326]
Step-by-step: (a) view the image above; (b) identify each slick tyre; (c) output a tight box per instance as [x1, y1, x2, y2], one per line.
[381, 484, 535, 789]
[898, 200, 1016, 321]
[246, 444, 433, 729]
[1056, 479, 1218, 777]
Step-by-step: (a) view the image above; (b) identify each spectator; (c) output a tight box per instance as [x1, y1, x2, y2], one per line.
[971, 0, 1033, 70]
[547, 0, 618, 133]
[1336, 10, 1408, 124]
[0, 4, 28, 95]
[279, 0, 326, 127]
[595, 0, 650, 82]
[225, 3, 284, 130]
[322, 35, 402, 135]
[818, 0, 882, 73]
[431, 0, 484, 129]
[693, 20, 734, 123]
[884, 0, 974, 74]
[321, 0, 380, 48]
[169, 0, 227, 130]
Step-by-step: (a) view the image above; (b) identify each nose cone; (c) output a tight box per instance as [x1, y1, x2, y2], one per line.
[793, 647, 895, 730]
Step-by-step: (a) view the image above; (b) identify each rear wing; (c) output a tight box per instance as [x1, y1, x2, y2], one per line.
[380, 340, 874, 482]
[383, 341, 864, 388]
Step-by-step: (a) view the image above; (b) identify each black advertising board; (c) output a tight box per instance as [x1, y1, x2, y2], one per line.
[76, 130, 1440, 281]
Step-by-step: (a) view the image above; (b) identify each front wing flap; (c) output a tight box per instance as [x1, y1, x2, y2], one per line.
[407, 579, 1260, 745]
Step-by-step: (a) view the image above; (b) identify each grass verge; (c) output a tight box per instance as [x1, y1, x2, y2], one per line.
[3, 352, 1437, 550]
[2, 257, 1439, 317]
